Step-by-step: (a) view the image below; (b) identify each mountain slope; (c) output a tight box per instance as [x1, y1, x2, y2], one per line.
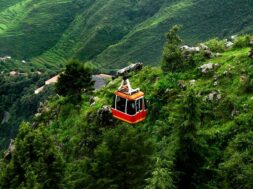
[95, 0, 253, 70]
[0, 0, 90, 62]
[1, 40, 253, 188]
[0, 0, 253, 70]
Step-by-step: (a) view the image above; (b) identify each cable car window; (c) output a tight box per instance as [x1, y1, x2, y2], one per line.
[136, 98, 143, 112]
[136, 99, 140, 112]
[116, 96, 126, 113]
[127, 100, 136, 115]
[140, 98, 143, 110]
[144, 98, 148, 110]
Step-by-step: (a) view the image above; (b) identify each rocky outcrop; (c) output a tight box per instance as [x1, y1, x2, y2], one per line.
[204, 91, 222, 101]
[180, 44, 212, 59]
[231, 108, 240, 118]
[4, 139, 15, 161]
[178, 80, 187, 90]
[97, 105, 114, 126]
[1, 111, 10, 124]
[180, 45, 200, 53]
[0, 56, 11, 62]
[35, 101, 50, 117]
[189, 80, 196, 86]
[199, 63, 220, 74]
[211, 53, 222, 58]
[225, 41, 234, 49]
[199, 43, 209, 50]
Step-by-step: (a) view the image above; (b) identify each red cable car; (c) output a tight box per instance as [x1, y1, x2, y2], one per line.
[112, 78, 147, 124]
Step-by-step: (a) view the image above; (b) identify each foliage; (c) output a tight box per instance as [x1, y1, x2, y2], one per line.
[219, 127, 253, 189]
[145, 133, 176, 189]
[204, 38, 225, 53]
[55, 60, 94, 103]
[233, 35, 251, 49]
[184, 51, 209, 67]
[174, 90, 204, 189]
[161, 25, 183, 72]
[86, 126, 154, 189]
[1, 22, 253, 189]
[145, 157, 175, 189]
[0, 123, 64, 189]
[1, 0, 253, 70]
[0, 73, 55, 150]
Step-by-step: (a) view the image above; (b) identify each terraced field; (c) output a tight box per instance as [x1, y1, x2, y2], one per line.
[0, 0, 86, 70]
[0, 0, 253, 72]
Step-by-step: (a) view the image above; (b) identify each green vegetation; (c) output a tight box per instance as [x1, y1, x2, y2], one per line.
[233, 35, 251, 49]
[55, 60, 94, 103]
[1, 31, 253, 188]
[1, 0, 253, 187]
[204, 38, 226, 53]
[1, 0, 253, 71]
[161, 25, 183, 72]
[0, 72, 55, 150]
[0, 123, 64, 189]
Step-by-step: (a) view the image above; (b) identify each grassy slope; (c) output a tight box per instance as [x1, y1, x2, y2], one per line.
[0, 0, 86, 68]
[1, 0, 253, 71]
[95, 0, 253, 70]
[31, 0, 167, 70]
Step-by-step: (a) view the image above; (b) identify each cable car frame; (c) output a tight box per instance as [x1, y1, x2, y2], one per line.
[112, 78, 147, 124]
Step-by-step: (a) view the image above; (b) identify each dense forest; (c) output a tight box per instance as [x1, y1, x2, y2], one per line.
[1, 26, 253, 188]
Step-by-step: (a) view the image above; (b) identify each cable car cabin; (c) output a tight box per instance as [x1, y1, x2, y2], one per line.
[112, 79, 147, 124]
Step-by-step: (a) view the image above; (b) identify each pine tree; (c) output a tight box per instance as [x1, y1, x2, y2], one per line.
[0, 123, 64, 189]
[220, 131, 253, 189]
[161, 25, 183, 73]
[174, 90, 204, 189]
[145, 157, 175, 189]
[85, 126, 154, 189]
[55, 60, 94, 103]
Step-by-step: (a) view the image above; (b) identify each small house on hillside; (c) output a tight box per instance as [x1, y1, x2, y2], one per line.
[45, 75, 60, 85]
[34, 86, 45, 95]
[9, 71, 18, 76]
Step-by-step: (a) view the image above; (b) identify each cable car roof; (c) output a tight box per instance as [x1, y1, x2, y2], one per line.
[114, 91, 144, 100]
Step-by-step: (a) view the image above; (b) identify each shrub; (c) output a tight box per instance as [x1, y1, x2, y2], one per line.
[55, 60, 94, 103]
[240, 76, 253, 93]
[204, 38, 225, 53]
[233, 35, 251, 49]
[184, 51, 207, 67]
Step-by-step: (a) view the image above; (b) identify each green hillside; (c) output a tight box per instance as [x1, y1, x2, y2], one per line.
[0, 0, 253, 71]
[0, 0, 92, 69]
[0, 72, 56, 150]
[1, 34, 253, 188]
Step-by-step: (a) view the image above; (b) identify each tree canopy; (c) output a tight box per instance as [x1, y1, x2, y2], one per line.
[55, 60, 94, 102]
[161, 25, 183, 72]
